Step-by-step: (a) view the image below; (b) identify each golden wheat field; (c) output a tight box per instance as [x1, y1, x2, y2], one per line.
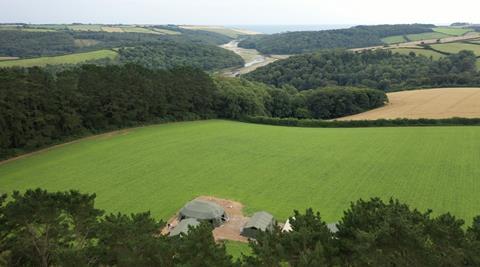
[338, 88, 480, 120]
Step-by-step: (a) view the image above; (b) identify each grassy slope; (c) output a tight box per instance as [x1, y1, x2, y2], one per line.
[431, 42, 480, 56]
[0, 50, 118, 67]
[1, 120, 480, 223]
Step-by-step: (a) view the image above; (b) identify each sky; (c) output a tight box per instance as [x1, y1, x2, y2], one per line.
[1, 0, 479, 25]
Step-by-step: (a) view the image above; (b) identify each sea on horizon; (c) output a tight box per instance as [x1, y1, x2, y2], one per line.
[229, 24, 353, 34]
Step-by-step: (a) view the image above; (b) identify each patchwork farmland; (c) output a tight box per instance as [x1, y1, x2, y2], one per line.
[1, 120, 480, 224]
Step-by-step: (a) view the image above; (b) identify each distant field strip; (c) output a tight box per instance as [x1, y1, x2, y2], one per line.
[1, 120, 480, 224]
[406, 32, 450, 41]
[0, 57, 19, 61]
[338, 88, 480, 120]
[433, 27, 473, 36]
[0, 50, 118, 67]
[430, 42, 480, 56]
[180, 25, 256, 38]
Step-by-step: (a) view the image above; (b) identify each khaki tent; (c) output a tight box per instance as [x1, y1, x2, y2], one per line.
[179, 199, 227, 226]
[241, 211, 275, 238]
[169, 218, 200, 237]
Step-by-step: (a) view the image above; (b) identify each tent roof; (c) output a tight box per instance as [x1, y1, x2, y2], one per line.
[169, 218, 200, 237]
[244, 211, 274, 231]
[327, 223, 339, 233]
[179, 199, 225, 220]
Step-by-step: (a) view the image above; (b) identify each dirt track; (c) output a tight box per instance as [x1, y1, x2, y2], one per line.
[337, 88, 480, 120]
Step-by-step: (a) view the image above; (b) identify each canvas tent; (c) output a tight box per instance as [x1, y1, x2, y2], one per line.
[327, 223, 339, 233]
[241, 211, 275, 238]
[179, 199, 227, 226]
[169, 218, 201, 237]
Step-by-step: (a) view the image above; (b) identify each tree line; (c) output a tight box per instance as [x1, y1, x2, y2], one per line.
[245, 49, 480, 91]
[1, 188, 479, 266]
[241, 116, 480, 128]
[0, 66, 386, 160]
[238, 24, 434, 54]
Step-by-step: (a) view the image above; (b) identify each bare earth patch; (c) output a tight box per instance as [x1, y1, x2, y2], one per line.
[162, 196, 249, 242]
[337, 88, 480, 120]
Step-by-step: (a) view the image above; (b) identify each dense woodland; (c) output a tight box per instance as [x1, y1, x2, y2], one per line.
[0, 65, 217, 159]
[1, 188, 479, 266]
[238, 24, 434, 54]
[0, 66, 386, 159]
[118, 41, 244, 71]
[0, 31, 77, 57]
[245, 50, 480, 91]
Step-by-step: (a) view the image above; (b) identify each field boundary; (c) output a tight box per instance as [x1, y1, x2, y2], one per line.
[240, 116, 480, 128]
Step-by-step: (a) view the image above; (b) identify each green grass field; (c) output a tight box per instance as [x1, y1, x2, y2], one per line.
[1, 120, 480, 223]
[433, 27, 473, 36]
[0, 50, 118, 68]
[382, 35, 407, 44]
[406, 32, 450, 41]
[390, 48, 445, 59]
[431, 42, 480, 56]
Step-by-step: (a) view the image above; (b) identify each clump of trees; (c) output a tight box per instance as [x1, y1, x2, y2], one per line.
[214, 77, 387, 120]
[245, 49, 480, 91]
[118, 40, 244, 71]
[238, 24, 434, 54]
[0, 189, 232, 266]
[1, 189, 479, 266]
[247, 198, 480, 266]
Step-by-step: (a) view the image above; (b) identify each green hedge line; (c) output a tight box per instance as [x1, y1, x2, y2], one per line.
[240, 116, 480, 128]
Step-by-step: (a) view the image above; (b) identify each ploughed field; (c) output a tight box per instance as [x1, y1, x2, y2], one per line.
[339, 88, 480, 120]
[1, 120, 480, 223]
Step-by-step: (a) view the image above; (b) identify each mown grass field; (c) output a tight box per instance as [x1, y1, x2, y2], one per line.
[433, 27, 473, 36]
[431, 42, 480, 56]
[390, 48, 445, 59]
[1, 120, 480, 224]
[0, 50, 118, 67]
